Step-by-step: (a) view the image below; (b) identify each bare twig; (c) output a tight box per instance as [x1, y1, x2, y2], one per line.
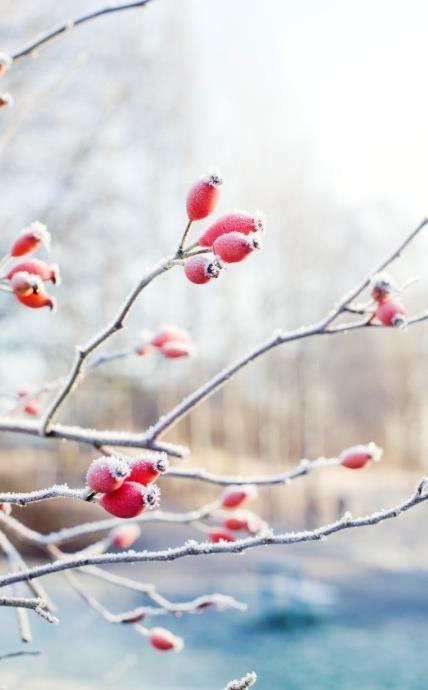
[0, 478, 426, 587]
[11, 1, 156, 61]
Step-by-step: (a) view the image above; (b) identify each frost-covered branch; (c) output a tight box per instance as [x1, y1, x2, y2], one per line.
[144, 218, 428, 442]
[11, 1, 156, 61]
[0, 595, 57, 623]
[1, 478, 427, 588]
[223, 672, 257, 690]
[0, 484, 88, 506]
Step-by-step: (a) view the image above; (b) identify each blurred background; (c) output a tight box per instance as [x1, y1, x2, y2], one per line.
[0, 0, 428, 688]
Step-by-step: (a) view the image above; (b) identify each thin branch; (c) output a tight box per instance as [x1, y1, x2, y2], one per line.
[0, 651, 40, 662]
[0, 485, 88, 506]
[11, 1, 156, 61]
[1, 478, 427, 587]
[40, 255, 177, 434]
[0, 595, 58, 624]
[223, 673, 257, 690]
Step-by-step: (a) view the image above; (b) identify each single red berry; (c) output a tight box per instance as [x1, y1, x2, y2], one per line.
[128, 454, 169, 485]
[375, 300, 406, 327]
[340, 442, 383, 469]
[197, 211, 265, 248]
[149, 627, 184, 652]
[6, 259, 60, 284]
[109, 524, 141, 549]
[86, 456, 130, 494]
[184, 255, 221, 284]
[209, 529, 236, 543]
[99, 482, 160, 518]
[16, 289, 56, 310]
[224, 510, 263, 534]
[186, 171, 223, 221]
[213, 231, 261, 263]
[160, 341, 195, 358]
[10, 271, 43, 297]
[371, 273, 394, 303]
[151, 325, 190, 348]
[221, 485, 258, 509]
[10, 222, 50, 257]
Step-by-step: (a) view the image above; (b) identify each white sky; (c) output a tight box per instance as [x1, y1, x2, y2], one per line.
[187, 0, 428, 217]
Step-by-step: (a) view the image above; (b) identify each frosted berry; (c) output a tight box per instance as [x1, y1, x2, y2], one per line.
[7, 259, 60, 284]
[161, 341, 195, 358]
[128, 454, 169, 485]
[86, 456, 130, 494]
[371, 273, 394, 303]
[10, 222, 50, 257]
[186, 171, 223, 221]
[224, 510, 263, 534]
[198, 211, 265, 248]
[149, 627, 184, 652]
[339, 442, 383, 470]
[375, 300, 406, 327]
[209, 529, 236, 543]
[213, 231, 261, 263]
[221, 485, 258, 509]
[109, 524, 141, 549]
[99, 482, 160, 518]
[10, 271, 43, 297]
[151, 325, 190, 348]
[184, 255, 221, 284]
[16, 290, 56, 310]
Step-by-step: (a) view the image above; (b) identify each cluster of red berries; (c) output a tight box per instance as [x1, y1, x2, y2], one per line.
[209, 484, 263, 544]
[183, 172, 265, 285]
[371, 274, 406, 327]
[339, 442, 382, 469]
[86, 453, 168, 518]
[1, 222, 59, 310]
[134, 325, 194, 359]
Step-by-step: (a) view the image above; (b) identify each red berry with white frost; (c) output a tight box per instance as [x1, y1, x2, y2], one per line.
[99, 482, 160, 518]
[149, 627, 184, 652]
[375, 300, 406, 327]
[151, 325, 190, 348]
[128, 454, 169, 485]
[10, 222, 50, 257]
[186, 171, 223, 221]
[161, 341, 195, 358]
[109, 524, 141, 549]
[209, 529, 236, 543]
[198, 211, 265, 248]
[86, 456, 130, 494]
[7, 259, 60, 284]
[339, 442, 383, 470]
[213, 231, 261, 263]
[184, 255, 221, 284]
[16, 288, 56, 310]
[221, 485, 258, 509]
[371, 273, 394, 303]
[10, 271, 43, 297]
[224, 510, 264, 534]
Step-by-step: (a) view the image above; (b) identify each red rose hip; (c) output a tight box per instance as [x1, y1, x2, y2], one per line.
[213, 231, 261, 263]
[86, 456, 130, 494]
[184, 255, 221, 284]
[186, 171, 223, 221]
[99, 482, 160, 518]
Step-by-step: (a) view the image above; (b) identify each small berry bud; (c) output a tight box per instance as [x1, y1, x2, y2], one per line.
[151, 325, 190, 348]
[198, 211, 265, 248]
[0, 53, 12, 79]
[149, 627, 184, 652]
[86, 456, 130, 494]
[10, 271, 43, 297]
[209, 529, 236, 543]
[17, 391, 40, 416]
[99, 481, 160, 518]
[7, 259, 60, 284]
[10, 222, 50, 257]
[184, 255, 221, 284]
[161, 341, 195, 358]
[339, 442, 383, 469]
[371, 273, 394, 303]
[221, 485, 258, 509]
[109, 524, 141, 549]
[186, 171, 223, 221]
[224, 510, 264, 534]
[375, 300, 406, 327]
[128, 454, 169, 485]
[213, 231, 261, 263]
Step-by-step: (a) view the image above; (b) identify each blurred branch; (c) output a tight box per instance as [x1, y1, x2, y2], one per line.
[1, 477, 427, 587]
[11, 1, 156, 61]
